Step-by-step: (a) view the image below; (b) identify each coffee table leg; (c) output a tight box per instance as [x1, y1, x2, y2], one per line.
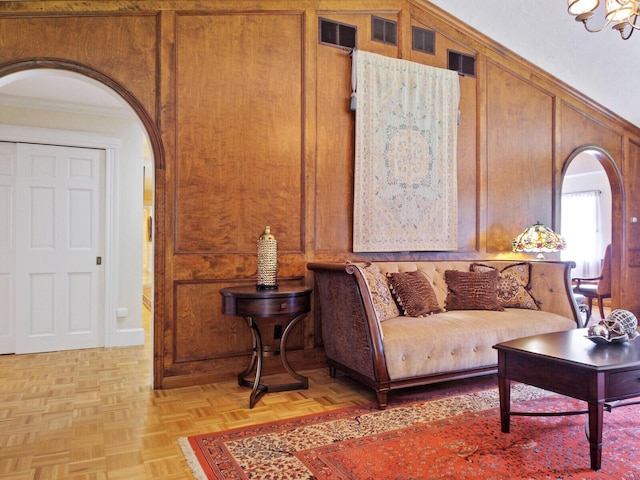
[498, 375, 511, 433]
[587, 401, 603, 471]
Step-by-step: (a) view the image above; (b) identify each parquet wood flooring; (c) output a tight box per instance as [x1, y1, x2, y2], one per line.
[0, 308, 374, 479]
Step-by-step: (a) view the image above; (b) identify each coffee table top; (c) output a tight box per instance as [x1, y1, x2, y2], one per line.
[494, 328, 640, 371]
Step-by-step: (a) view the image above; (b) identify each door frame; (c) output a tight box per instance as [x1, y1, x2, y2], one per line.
[560, 144, 624, 314]
[0, 123, 123, 347]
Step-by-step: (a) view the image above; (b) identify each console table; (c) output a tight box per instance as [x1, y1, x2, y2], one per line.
[220, 285, 312, 408]
[494, 329, 640, 471]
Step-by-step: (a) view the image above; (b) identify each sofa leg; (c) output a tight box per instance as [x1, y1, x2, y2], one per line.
[329, 366, 337, 378]
[376, 391, 388, 410]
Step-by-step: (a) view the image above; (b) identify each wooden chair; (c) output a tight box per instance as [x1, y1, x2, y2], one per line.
[572, 244, 611, 321]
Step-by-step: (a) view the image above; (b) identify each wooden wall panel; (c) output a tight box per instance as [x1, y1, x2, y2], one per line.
[175, 13, 304, 253]
[174, 282, 251, 363]
[173, 280, 306, 362]
[3, 0, 640, 388]
[558, 101, 624, 167]
[455, 73, 478, 251]
[406, 16, 478, 251]
[314, 13, 399, 253]
[314, 40, 355, 253]
[0, 15, 158, 119]
[626, 140, 640, 251]
[486, 62, 554, 252]
[622, 140, 640, 314]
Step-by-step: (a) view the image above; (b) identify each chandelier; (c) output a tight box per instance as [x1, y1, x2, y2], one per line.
[568, 0, 640, 39]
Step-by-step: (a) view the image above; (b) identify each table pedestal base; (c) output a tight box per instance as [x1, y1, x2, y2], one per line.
[239, 312, 309, 408]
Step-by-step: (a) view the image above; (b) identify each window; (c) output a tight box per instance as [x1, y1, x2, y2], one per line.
[372, 17, 397, 46]
[412, 26, 435, 54]
[319, 18, 357, 49]
[561, 190, 602, 277]
[447, 50, 476, 77]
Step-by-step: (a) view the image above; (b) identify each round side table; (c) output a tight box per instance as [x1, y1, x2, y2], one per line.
[220, 285, 312, 408]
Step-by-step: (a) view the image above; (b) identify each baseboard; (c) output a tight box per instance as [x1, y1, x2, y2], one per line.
[112, 328, 145, 347]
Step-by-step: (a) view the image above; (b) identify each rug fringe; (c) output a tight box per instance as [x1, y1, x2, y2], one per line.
[178, 437, 209, 480]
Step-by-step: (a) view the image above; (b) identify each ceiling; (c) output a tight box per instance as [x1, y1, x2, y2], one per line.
[0, 1, 637, 129]
[0, 69, 129, 114]
[429, 0, 640, 128]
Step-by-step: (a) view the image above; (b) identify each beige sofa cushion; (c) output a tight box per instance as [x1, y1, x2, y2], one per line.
[380, 309, 576, 380]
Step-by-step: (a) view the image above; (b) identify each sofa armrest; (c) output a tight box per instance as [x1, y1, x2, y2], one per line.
[307, 262, 390, 384]
[528, 261, 582, 327]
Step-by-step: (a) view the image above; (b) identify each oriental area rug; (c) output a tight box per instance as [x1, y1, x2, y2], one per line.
[180, 381, 640, 479]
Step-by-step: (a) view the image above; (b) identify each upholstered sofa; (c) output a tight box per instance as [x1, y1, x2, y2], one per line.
[307, 260, 582, 409]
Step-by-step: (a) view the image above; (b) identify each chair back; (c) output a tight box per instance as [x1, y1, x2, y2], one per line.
[597, 244, 611, 295]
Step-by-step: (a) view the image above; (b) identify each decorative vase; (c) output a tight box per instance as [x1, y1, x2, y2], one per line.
[257, 226, 278, 290]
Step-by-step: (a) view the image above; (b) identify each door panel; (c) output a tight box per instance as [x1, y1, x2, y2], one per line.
[15, 143, 105, 353]
[0, 142, 15, 353]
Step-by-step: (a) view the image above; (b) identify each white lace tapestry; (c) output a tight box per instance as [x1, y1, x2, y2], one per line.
[353, 51, 460, 252]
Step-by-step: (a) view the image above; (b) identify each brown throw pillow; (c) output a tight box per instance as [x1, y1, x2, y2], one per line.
[444, 269, 503, 311]
[387, 271, 442, 317]
[471, 262, 539, 310]
[359, 263, 400, 321]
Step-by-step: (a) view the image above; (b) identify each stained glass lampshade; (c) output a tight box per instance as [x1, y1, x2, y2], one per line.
[512, 223, 567, 259]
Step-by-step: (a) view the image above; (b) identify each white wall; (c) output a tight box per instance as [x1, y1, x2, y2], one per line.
[562, 153, 612, 267]
[428, 0, 640, 128]
[563, 155, 612, 248]
[0, 103, 146, 344]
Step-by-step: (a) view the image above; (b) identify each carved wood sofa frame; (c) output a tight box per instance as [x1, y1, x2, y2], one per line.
[307, 261, 581, 409]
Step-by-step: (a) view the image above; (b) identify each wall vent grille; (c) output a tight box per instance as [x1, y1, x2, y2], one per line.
[372, 16, 397, 45]
[448, 50, 476, 77]
[412, 26, 435, 54]
[319, 18, 357, 49]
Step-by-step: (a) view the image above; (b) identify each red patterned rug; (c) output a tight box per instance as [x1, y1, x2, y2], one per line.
[180, 380, 640, 479]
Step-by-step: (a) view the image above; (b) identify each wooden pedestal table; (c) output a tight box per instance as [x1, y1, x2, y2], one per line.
[220, 285, 312, 408]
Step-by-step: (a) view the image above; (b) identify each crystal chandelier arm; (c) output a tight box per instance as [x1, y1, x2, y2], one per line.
[576, 13, 614, 32]
[568, 0, 639, 38]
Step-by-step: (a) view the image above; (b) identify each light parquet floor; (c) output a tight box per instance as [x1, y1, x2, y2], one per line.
[0, 307, 374, 480]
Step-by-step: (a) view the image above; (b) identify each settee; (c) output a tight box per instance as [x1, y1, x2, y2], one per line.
[307, 260, 582, 409]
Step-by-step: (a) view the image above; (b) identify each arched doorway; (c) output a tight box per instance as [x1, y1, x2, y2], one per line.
[561, 145, 624, 317]
[0, 64, 160, 367]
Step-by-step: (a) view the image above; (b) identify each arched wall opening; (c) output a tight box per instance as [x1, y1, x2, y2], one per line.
[0, 61, 163, 380]
[561, 145, 625, 315]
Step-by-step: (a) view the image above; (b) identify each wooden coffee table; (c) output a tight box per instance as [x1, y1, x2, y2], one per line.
[494, 329, 640, 471]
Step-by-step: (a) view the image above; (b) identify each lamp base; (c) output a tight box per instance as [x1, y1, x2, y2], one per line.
[536, 253, 545, 260]
[256, 284, 278, 290]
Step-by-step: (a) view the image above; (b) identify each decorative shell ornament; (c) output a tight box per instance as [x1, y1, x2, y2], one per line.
[586, 309, 639, 344]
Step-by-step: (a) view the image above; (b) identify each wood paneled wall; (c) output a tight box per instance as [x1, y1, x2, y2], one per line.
[2, 0, 640, 389]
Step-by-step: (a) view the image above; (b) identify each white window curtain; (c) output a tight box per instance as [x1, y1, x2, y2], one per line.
[561, 190, 602, 277]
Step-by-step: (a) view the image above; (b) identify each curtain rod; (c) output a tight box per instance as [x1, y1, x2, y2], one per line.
[562, 189, 601, 195]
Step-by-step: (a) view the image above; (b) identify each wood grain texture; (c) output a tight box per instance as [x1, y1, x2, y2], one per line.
[0, 14, 158, 120]
[175, 12, 304, 253]
[486, 61, 554, 252]
[2, 0, 640, 390]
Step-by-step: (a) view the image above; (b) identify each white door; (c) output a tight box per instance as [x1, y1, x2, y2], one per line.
[14, 142, 105, 353]
[0, 142, 16, 353]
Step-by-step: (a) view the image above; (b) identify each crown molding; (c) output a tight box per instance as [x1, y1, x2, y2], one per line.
[0, 93, 134, 119]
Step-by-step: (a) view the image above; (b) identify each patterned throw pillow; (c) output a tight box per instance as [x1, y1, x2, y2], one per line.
[471, 262, 539, 310]
[387, 271, 442, 317]
[444, 269, 503, 311]
[359, 263, 400, 322]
